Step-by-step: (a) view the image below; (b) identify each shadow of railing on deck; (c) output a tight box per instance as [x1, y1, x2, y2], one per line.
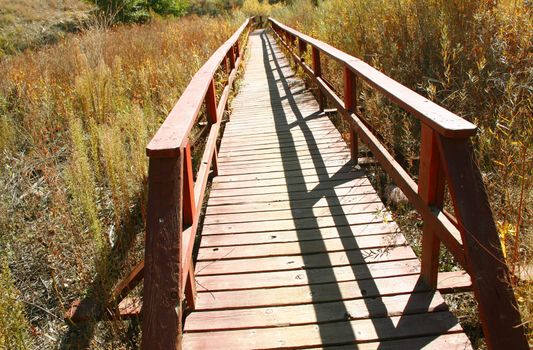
[260, 30, 455, 348]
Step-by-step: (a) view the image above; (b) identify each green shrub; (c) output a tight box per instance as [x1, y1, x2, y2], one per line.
[92, 0, 190, 23]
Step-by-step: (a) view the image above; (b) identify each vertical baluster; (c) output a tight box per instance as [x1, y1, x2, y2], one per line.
[311, 47, 325, 110]
[142, 154, 183, 350]
[343, 66, 358, 163]
[418, 124, 445, 287]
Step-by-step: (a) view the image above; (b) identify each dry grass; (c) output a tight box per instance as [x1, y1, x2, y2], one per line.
[273, 0, 532, 346]
[0, 0, 95, 56]
[0, 14, 244, 348]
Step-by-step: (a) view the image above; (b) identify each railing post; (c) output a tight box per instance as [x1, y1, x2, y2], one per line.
[311, 46, 325, 110]
[298, 38, 306, 62]
[142, 153, 184, 350]
[288, 34, 295, 65]
[343, 66, 358, 163]
[418, 124, 445, 287]
[438, 136, 528, 349]
[235, 41, 241, 58]
[205, 79, 219, 176]
[228, 46, 236, 70]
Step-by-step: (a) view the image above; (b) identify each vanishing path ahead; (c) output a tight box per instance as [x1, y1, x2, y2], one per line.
[182, 29, 471, 349]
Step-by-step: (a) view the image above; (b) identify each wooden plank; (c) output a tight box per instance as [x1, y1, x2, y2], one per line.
[200, 222, 398, 248]
[203, 201, 384, 225]
[217, 144, 348, 163]
[195, 259, 419, 291]
[205, 193, 381, 215]
[185, 292, 447, 331]
[220, 127, 341, 146]
[226, 113, 326, 127]
[213, 161, 357, 184]
[208, 177, 369, 198]
[219, 136, 345, 154]
[200, 211, 394, 235]
[206, 184, 376, 206]
[196, 246, 417, 275]
[217, 157, 351, 176]
[217, 147, 349, 166]
[217, 154, 351, 172]
[222, 115, 332, 131]
[311, 334, 472, 350]
[211, 168, 362, 190]
[183, 312, 464, 349]
[218, 139, 347, 158]
[198, 233, 406, 261]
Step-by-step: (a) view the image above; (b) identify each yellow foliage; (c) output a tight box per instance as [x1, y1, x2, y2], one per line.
[0, 260, 28, 349]
[0, 15, 242, 347]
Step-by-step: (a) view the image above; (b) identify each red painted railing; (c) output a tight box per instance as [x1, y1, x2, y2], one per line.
[268, 17, 527, 350]
[140, 17, 256, 349]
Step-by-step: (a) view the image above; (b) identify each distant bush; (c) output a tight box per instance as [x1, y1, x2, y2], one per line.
[92, 0, 190, 23]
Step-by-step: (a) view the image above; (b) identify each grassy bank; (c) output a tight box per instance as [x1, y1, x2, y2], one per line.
[0, 14, 243, 348]
[271, 0, 532, 345]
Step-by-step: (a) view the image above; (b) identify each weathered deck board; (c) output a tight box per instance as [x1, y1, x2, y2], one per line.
[182, 29, 471, 349]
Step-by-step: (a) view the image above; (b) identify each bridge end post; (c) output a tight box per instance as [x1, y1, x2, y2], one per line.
[142, 153, 184, 350]
[438, 135, 528, 349]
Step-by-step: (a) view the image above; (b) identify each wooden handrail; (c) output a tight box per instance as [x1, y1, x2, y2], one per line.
[268, 17, 527, 350]
[146, 18, 252, 157]
[142, 17, 256, 349]
[269, 18, 476, 138]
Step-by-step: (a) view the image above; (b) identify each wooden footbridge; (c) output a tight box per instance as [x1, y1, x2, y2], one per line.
[79, 17, 528, 349]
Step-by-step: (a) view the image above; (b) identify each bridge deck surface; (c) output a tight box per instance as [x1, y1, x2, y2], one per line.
[182, 30, 472, 349]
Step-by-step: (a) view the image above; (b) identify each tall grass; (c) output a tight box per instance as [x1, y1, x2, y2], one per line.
[273, 0, 532, 344]
[0, 14, 243, 348]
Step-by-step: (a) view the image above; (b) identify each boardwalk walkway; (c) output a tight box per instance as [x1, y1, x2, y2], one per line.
[182, 30, 472, 349]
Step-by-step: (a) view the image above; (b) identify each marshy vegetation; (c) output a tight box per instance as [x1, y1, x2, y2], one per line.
[0, 0, 531, 348]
